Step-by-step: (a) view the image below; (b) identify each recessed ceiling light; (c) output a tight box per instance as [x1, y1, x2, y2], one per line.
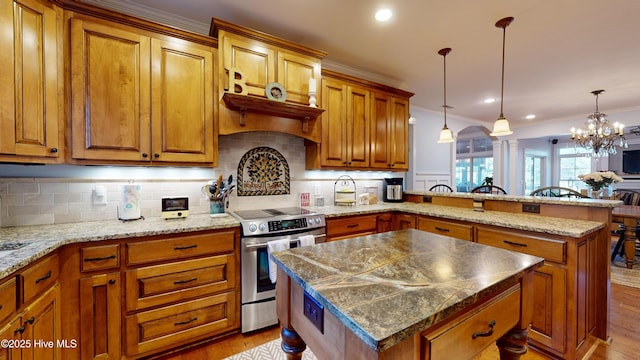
[375, 9, 393, 22]
[525, 114, 536, 120]
[484, 98, 496, 104]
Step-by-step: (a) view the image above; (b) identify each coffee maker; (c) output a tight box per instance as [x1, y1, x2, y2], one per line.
[383, 178, 404, 203]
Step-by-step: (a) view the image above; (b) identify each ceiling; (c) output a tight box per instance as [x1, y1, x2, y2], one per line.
[92, 0, 640, 130]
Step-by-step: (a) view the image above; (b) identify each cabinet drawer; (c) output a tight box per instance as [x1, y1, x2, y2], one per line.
[125, 291, 236, 356]
[126, 231, 235, 266]
[476, 228, 566, 263]
[125, 254, 236, 311]
[423, 285, 521, 360]
[327, 215, 378, 239]
[0, 277, 16, 324]
[21, 253, 59, 304]
[416, 217, 473, 241]
[81, 244, 120, 272]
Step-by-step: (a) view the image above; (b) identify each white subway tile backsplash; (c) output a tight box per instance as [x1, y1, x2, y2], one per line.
[0, 132, 395, 227]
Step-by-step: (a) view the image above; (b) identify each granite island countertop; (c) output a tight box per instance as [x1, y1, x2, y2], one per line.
[272, 228, 545, 352]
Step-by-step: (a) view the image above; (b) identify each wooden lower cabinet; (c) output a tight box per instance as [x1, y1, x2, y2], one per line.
[416, 216, 473, 241]
[124, 292, 236, 355]
[393, 213, 416, 230]
[476, 226, 594, 360]
[326, 214, 379, 241]
[79, 272, 121, 360]
[1, 284, 62, 360]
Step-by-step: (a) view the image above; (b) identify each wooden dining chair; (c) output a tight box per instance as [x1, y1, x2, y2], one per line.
[530, 186, 588, 198]
[428, 184, 454, 192]
[470, 185, 507, 195]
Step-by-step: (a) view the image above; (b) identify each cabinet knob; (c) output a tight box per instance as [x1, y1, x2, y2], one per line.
[142, 153, 148, 158]
[25, 316, 35, 325]
[154, 153, 160, 158]
[108, 279, 116, 285]
[50, 147, 58, 153]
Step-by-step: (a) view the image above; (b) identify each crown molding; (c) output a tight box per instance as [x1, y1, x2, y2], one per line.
[78, 0, 210, 35]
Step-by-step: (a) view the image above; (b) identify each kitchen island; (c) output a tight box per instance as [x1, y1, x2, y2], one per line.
[272, 229, 544, 360]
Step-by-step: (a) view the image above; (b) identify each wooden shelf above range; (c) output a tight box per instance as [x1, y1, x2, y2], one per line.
[222, 92, 325, 133]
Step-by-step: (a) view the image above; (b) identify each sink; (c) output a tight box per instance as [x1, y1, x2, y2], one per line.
[0, 241, 27, 252]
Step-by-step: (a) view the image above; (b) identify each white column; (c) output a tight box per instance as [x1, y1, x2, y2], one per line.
[492, 140, 504, 187]
[508, 139, 519, 195]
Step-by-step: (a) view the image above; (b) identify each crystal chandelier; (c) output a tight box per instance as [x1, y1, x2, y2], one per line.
[570, 90, 628, 157]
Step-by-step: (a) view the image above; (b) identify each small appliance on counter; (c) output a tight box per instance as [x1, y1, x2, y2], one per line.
[383, 177, 404, 203]
[161, 196, 189, 219]
[118, 182, 143, 221]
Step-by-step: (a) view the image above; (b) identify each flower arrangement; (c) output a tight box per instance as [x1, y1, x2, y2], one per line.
[578, 171, 623, 191]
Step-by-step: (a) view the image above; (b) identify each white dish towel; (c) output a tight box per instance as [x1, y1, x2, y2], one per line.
[267, 239, 290, 283]
[298, 234, 316, 247]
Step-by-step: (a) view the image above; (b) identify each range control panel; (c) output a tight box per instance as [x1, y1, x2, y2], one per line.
[243, 215, 325, 236]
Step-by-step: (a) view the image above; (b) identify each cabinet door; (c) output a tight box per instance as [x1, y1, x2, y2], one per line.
[79, 273, 120, 360]
[320, 78, 347, 167]
[221, 35, 275, 97]
[389, 96, 410, 170]
[370, 93, 409, 170]
[70, 19, 151, 161]
[345, 85, 370, 168]
[21, 284, 61, 360]
[0, 0, 61, 160]
[530, 263, 566, 352]
[150, 39, 214, 164]
[277, 50, 320, 105]
[0, 316, 20, 360]
[393, 213, 416, 230]
[370, 91, 391, 169]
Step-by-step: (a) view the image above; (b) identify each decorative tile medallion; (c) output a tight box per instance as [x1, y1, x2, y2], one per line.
[237, 147, 290, 196]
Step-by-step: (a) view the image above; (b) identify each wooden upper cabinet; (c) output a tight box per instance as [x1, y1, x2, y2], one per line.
[307, 70, 412, 171]
[212, 18, 325, 142]
[277, 50, 320, 104]
[318, 77, 370, 168]
[70, 17, 214, 165]
[70, 18, 151, 162]
[0, 0, 62, 162]
[371, 91, 410, 170]
[150, 39, 214, 163]
[221, 35, 276, 97]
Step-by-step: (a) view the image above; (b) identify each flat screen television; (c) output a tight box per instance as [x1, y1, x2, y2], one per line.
[622, 150, 640, 174]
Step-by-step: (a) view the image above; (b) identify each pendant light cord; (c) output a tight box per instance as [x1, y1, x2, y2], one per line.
[443, 51, 448, 126]
[499, 25, 506, 118]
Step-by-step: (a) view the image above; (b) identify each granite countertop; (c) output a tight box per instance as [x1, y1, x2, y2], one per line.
[0, 200, 605, 279]
[272, 228, 545, 352]
[403, 190, 621, 208]
[314, 202, 605, 238]
[0, 214, 240, 278]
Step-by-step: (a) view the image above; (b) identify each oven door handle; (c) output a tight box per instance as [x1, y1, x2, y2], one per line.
[244, 234, 326, 249]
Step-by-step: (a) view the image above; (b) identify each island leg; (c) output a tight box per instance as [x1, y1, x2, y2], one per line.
[623, 218, 638, 269]
[496, 327, 528, 360]
[280, 326, 306, 360]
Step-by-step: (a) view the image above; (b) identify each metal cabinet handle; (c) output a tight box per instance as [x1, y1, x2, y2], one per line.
[84, 255, 116, 262]
[108, 279, 116, 285]
[35, 271, 52, 284]
[346, 224, 359, 228]
[14, 325, 25, 334]
[142, 153, 148, 158]
[174, 244, 197, 250]
[503, 240, 527, 247]
[24, 316, 35, 325]
[50, 147, 58, 153]
[472, 320, 496, 339]
[174, 277, 197, 285]
[174, 317, 197, 326]
[434, 227, 450, 232]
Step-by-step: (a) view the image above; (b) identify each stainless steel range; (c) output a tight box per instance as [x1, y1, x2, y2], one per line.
[232, 207, 326, 333]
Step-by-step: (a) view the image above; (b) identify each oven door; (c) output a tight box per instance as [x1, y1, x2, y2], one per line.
[241, 227, 325, 305]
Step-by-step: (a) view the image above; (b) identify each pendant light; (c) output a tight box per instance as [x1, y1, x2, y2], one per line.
[437, 48, 454, 143]
[490, 16, 514, 136]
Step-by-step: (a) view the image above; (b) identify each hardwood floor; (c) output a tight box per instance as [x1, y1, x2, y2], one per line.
[161, 283, 640, 360]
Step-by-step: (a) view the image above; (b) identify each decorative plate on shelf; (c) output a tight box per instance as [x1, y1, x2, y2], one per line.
[266, 82, 287, 102]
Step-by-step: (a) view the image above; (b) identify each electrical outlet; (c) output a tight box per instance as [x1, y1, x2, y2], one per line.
[522, 203, 540, 214]
[423, 195, 432, 203]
